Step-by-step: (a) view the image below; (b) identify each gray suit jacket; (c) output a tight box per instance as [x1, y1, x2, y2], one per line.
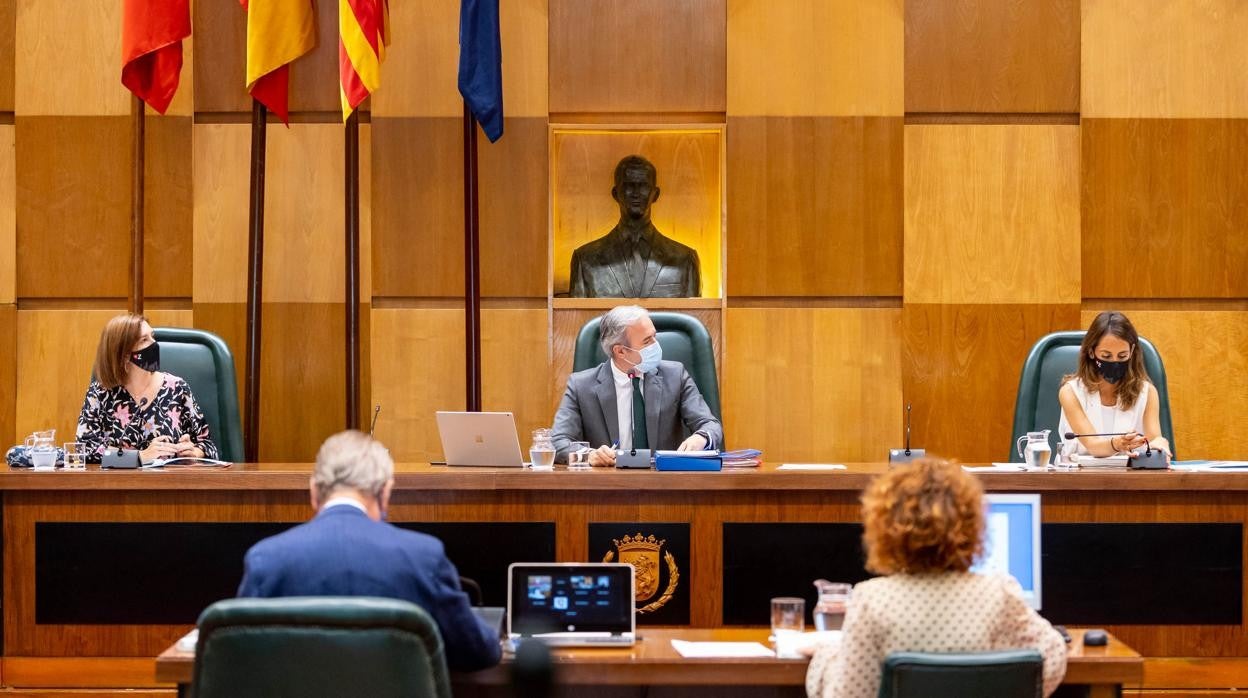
[551, 360, 723, 462]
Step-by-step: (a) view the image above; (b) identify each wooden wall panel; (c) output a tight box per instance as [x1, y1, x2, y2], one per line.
[479, 118, 548, 298]
[549, 0, 726, 114]
[15, 116, 129, 299]
[552, 129, 722, 298]
[1085, 310, 1248, 461]
[15, 309, 118, 445]
[193, 0, 339, 114]
[726, 117, 902, 297]
[724, 307, 902, 463]
[0, 304, 14, 445]
[1083, 0, 1248, 118]
[192, 0, 247, 113]
[902, 303, 1080, 463]
[0, 123, 13, 304]
[192, 124, 250, 304]
[14, 0, 128, 116]
[1082, 118, 1248, 299]
[904, 124, 1081, 304]
[904, 0, 1080, 113]
[143, 117, 192, 299]
[550, 308, 722, 419]
[262, 124, 365, 304]
[726, 0, 903, 117]
[257, 303, 344, 462]
[370, 307, 464, 462]
[482, 307, 551, 439]
[0, 0, 14, 113]
[371, 117, 463, 298]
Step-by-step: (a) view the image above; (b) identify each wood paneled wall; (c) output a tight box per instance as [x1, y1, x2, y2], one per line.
[0, 0, 1244, 465]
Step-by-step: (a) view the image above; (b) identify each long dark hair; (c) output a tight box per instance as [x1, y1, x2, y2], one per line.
[1064, 311, 1150, 409]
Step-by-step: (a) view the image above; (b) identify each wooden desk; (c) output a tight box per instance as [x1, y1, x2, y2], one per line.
[1, 463, 1243, 694]
[154, 627, 1143, 697]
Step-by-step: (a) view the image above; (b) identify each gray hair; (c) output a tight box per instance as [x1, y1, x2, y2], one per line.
[313, 430, 394, 502]
[599, 305, 650, 357]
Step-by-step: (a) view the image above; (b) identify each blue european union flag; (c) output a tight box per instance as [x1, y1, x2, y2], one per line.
[458, 0, 503, 142]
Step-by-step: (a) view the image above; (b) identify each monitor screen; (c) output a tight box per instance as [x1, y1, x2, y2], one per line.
[507, 563, 635, 635]
[971, 493, 1042, 609]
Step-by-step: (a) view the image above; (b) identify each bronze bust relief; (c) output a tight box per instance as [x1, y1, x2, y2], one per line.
[569, 155, 701, 298]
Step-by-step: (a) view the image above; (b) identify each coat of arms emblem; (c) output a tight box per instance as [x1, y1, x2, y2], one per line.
[603, 532, 680, 613]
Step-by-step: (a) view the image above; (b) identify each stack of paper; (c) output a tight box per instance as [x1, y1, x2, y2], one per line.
[1073, 454, 1130, 470]
[670, 639, 774, 658]
[721, 448, 762, 468]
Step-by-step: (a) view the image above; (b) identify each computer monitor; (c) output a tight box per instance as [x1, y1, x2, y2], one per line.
[972, 493, 1042, 609]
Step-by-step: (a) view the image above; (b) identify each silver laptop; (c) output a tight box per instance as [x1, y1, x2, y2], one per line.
[435, 411, 525, 467]
[507, 563, 636, 647]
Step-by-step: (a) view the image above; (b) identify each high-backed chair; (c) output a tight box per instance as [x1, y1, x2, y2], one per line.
[1010, 331, 1175, 462]
[192, 597, 451, 698]
[153, 327, 244, 463]
[878, 650, 1043, 698]
[572, 312, 720, 419]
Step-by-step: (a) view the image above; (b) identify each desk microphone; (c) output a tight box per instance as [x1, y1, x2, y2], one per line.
[1063, 431, 1127, 440]
[1063, 432, 1167, 469]
[888, 403, 925, 464]
[369, 404, 381, 436]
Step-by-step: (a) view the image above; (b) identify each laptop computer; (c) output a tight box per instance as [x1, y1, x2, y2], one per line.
[435, 411, 525, 467]
[507, 563, 636, 647]
[971, 493, 1043, 609]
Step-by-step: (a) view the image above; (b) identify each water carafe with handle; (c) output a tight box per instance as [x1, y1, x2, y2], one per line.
[812, 579, 852, 631]
[1016, 430, 1052, 468]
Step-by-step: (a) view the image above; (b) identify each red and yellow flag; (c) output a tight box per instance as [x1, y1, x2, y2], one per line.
[339, 0, 390, 120]
[121, 0, 191, 114]
[241, 0, 318, 124]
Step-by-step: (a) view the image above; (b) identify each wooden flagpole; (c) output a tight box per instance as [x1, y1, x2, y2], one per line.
[462, 104, 482, 412]
[345, 111, 362, 429]
[244, 100, 268, 462]
[129, 95, 145, 314]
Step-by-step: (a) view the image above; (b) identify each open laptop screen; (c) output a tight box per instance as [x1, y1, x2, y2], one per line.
[507, 563, 635, 636]
[971, 493, 1042, 609]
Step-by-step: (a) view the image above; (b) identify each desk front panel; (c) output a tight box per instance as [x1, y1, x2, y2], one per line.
[2, 467, 1245, 659]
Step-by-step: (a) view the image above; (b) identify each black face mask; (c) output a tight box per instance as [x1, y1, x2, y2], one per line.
[130, 342, 160, 373]
[1094, 358, 1129, 385]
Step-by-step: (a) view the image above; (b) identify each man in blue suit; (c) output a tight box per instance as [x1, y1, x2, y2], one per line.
[237, 430, 501, 671]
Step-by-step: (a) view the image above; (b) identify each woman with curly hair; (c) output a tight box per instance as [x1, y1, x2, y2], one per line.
[805, 459, 1066, 698]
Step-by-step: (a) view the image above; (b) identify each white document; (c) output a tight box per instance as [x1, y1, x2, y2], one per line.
[670, 639, 775, 658]
[778, 464, 846, 471]
[963, 463, 1036, 473]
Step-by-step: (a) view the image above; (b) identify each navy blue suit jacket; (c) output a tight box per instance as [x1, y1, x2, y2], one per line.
[237, 504, 501, 671]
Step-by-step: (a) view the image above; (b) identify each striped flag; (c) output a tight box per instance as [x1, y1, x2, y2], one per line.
[339, 0, 390, 120]
[121, 0, 191, 114]
[241, 0, 318, 124]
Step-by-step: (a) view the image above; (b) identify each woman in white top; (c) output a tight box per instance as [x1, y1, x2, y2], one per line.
[805, 459, 1067, 698]
[1057, 311, 1170, 460]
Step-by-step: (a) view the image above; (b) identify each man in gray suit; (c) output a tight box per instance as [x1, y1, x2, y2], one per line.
[552, 305, 722, 466]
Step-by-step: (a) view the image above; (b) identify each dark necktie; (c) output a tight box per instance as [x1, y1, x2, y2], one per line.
[631, 374, 648, 451]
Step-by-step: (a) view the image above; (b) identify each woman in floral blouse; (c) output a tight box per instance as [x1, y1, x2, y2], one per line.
[77, 314, 218, 463]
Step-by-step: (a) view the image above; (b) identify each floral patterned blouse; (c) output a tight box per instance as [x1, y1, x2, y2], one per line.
[76, 373, 218, 462]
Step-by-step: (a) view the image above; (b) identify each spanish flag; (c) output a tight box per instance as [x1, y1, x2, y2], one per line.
[241, 0, 318, 124]
[339, 0, 389, 120]
[121, 0, 191, 114]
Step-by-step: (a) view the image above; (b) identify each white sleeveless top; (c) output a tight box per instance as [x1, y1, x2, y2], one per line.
[1057, 377, 1150, 455]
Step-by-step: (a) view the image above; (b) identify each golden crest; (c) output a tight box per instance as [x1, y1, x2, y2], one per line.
[602, 532, 680, 614]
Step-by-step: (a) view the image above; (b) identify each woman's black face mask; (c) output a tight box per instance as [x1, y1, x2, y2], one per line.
[130, 342, 160, 372]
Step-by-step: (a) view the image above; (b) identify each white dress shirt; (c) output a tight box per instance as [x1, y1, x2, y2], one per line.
[321, 496, 368, 514]
[610, 360, 643, 450]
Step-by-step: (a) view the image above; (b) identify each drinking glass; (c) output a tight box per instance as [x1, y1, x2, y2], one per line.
[64, 442, 87, 470]
[770, 597, 805, 658]
[567, 442, 592, 470]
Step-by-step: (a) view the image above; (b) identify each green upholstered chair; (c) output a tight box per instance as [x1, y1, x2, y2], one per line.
[573, 311, 721, 419]
[1009, 331, 1175, 462]
[878, 650, 1043, 698]
[192, 597, 451, 698]
[153, 327, 244, 463]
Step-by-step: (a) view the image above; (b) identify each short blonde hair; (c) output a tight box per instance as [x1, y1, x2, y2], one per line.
[313, 430, 393, 502]
[861, 459, 984, 575]
[94, 313, 148, 389]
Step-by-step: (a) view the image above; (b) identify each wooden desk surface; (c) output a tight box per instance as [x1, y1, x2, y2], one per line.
[154, 627, 1142, 687]
[2, 461, 1244, 491]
